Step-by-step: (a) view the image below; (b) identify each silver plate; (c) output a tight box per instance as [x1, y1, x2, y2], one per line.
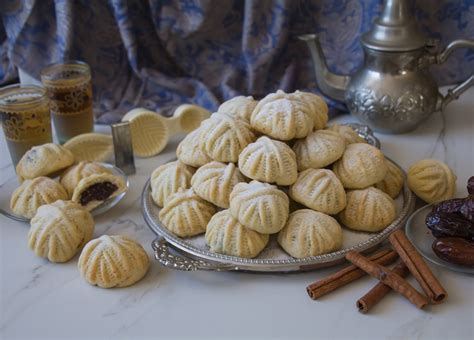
[1, 162, 129, 223]
[142, 124, 416, 272]
[405, 204, 474, 275]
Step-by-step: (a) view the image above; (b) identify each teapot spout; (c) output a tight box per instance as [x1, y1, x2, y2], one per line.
[298, 34, 350, 102]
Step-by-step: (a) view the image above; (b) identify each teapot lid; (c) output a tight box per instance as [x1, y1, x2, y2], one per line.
[361, 0, 427, 51]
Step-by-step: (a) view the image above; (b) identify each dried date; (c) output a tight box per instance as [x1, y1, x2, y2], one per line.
[432, 237, 474, 267]
[468, 176, 474, 195]
[460, 197, 474, 223]
[425, 211, 474, 241]
[433, 197, 474, 223]
[432, 198, 465, 215]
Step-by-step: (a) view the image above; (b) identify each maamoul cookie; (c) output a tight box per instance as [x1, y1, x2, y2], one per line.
[289, 169, 346, 215]
[60, 161, 112, 197]
[333, 143, 387, 189]
[198, 112, 256, 163]
[375, 159, 404, 198]
[159, 188, 216, 237]
[150, 161, 195, 207]
[176, 128, 212, 167]
[407, 159, 456, 203]
[278, 209, 343, 258]
[78, 235, 149, 288]
[250, 90, 316, 140]
[16, 143, 75, 180]
[218, 96, 258, 122]
[293, 130, 346, 171]
[28, 200, 94, 262]
[340, 187, 397, 232]
[63, 133, 113, 162]
[191, 161, 245, 208]
[326, 124, 366, 145]
[238, 136, 297, 185]
[205, 210, 269, 258]
[291, 90, 328, 130]
[10, 177, 68, 219]
[71, 173, 127, 210]
[229, 181, 289, 234]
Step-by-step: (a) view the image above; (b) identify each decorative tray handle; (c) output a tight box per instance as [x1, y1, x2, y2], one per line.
[152, 237, 236, 271]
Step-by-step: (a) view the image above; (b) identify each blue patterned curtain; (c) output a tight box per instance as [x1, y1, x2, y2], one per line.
[1, 0, 473, 123]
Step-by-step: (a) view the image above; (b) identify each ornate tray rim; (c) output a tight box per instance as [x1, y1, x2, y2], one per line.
[142, 124, 416, 272]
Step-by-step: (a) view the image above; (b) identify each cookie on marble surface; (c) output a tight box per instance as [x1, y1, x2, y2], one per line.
[205, 210, 269, 258]
[218, 96, 258, 122]
[60, 161, 112, 197]
[289, 169, 346, 215]
[326, 124, 367, 145]
[250, 90, 316, 140]
[191, 161, 245, 208]
[159, 188, 216, 237]
[176, 128, 212, 168]
[16, 143, 75, 180]
[28, 200, 94, 263]
[238, 136, 297, 185]
[198, 112, 256, 163]
[150, 161, 195, 207]
[71, 173, 127, 211]
[340, 187, 397, 232]
[278, 209, 343, 258]
[333, 143, 387, 189]
[229, 181, 289, 234]
[407, 159, 456, 203]
[78, 235, 149, 288]
[293, 129, 346, 171]
[375, 159, 404, 198]
[10, 177, 68, 219]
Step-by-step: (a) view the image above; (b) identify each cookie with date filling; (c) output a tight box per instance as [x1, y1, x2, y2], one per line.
[71, 173, 127, 210]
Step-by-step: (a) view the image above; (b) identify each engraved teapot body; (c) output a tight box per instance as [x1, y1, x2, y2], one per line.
[299, 0, 474, 134]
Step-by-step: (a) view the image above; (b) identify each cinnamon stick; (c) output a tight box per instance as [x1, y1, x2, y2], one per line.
[356, 261, 410, 313]
[346, 251, 428, 309]
[306, 249, 398, 300]
[389, 229, 447, 304]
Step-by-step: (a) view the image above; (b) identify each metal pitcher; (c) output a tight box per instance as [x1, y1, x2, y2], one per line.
[299, 0, 474, 134]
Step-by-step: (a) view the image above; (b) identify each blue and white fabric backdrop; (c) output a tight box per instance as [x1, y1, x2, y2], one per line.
[1, 0, 473, 123]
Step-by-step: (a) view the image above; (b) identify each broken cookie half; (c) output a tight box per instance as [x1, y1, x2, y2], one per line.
[72, 173, 127, 211]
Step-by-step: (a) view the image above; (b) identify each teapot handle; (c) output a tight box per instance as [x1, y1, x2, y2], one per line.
[433, 39, 474, 110]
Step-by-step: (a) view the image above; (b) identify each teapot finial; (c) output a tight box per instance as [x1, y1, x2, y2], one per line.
[362, 0, 426, 51]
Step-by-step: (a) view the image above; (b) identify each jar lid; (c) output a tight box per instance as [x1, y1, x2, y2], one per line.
[361, 0, 427, 51]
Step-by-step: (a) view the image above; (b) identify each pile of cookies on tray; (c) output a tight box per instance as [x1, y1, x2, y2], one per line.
[9, 143, 149, 289]
[150, 90, 407, 259]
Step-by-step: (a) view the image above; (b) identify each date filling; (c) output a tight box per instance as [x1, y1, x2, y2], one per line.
[80, 182, 118, 206]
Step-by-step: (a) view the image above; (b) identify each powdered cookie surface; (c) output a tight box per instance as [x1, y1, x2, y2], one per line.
[78, 235, 149, 288]
[16, 143, 74, 180]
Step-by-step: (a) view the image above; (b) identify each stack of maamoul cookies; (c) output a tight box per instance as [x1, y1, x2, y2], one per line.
[151, 90, 405, 259]
[10, 143, 149, 289]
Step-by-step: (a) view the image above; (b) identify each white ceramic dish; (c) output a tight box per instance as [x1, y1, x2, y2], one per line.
[0, 162, 129, 223]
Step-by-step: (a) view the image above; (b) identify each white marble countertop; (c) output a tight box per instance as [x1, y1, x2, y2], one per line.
[1, 87, 473, 340]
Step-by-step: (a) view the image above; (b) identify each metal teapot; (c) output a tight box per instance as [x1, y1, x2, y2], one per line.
[299, 0, 474, 134]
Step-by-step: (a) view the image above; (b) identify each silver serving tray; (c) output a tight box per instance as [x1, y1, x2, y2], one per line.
[142, 124, 416, 272]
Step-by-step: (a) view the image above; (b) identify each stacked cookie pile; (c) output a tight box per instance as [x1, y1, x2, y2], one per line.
[9, 143, 148, 288]
[150, 90, 405, 259]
